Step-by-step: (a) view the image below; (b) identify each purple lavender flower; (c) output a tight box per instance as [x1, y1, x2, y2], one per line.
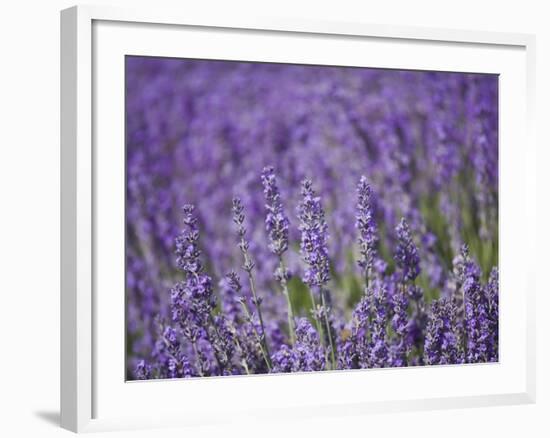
[356, 176, 378, 283]
[390, 281, 410, 367]
[193, 339, 215, 377]
[351, 293, 371, 368]
[298, 179, 330, 289]
[261, 166, 290, 257]
[125, 58, 499, 378]
[394, 218, 420, 282]
[298, 178, 336, 367]
[292, 318, 326, 372]
[271, 318, 327, 373]
[208, 315, 238, 375]
[458, 245, 491, 363]
[225, 270, 272, 371]
[271, 344, 296, 373]
[231, 197, 255, 273]
[148, 322, 195, 379]
[172, 205, 241, 375]
[486, 267, 499, 362]
[407, 283, 428, 365]
[164, 348, 194, 379]
[338, 334, 358, 370]
[219, 275, 242, 324]
[175, 205, 205, 277]
[231, 198, 272, 365]
[369, 279, 389, 367]
[171, 205, 216, 342]
[261, 166, 296, 343]
[424, 298, 463, 365]
[134, 360, 152, 380]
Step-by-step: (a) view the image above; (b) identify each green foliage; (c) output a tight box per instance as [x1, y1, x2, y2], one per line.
[287, 276, 313, 316]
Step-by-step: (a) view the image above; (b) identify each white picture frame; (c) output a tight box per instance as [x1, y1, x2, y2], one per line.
[60, 4, 536, 433]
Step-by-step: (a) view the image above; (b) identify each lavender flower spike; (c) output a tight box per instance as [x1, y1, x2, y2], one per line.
[135, 359, 152, 379]
[390, 281, 410, 367]
[351, 292, 371, 368]
[298, 179, 330, 289]
[261, 166, 290, 256]
[298, 178, 336, 368]
[394, 218, 420, 282]
[391, 218, 421, 367]
[261, 166, 296, 343]
[271, 319, 326, 373]
[172, 205, 216, 339]
[172, 204, 219, 374]
[271, 345, 296, 373]
[231, 198, 272, 366]
[356, 176, 378, 286]
[293, 318, 326, 372]
[459, 245, 491, 363]
[424, 298, 462, 365]
[226, 270, 272, 371]
[370, 279, 389, 367]
[486, 267, 499, 362]
[175, 204, 205, 277]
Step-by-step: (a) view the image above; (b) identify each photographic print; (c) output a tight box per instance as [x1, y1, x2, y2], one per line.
[125, 56, 498, 380]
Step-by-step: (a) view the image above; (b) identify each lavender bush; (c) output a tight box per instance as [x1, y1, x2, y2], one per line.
[126, 57, 498, 379]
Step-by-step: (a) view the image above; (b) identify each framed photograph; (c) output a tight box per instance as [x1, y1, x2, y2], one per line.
[61, 5, 536, 433]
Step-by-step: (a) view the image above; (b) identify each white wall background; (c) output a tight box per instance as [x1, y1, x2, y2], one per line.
[0, 1, 547, 436]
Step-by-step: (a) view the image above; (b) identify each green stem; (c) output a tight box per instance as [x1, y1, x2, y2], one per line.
[308, 288, 324, 341]
[308, 287, 328, 368]
[207, 314, 227, 373]
[229, 322, 250, 375]
[320, 288, 337, 370]
[239, 238, 271, 362]
[245, 268, 271, 359]
[239, 301, 272, 371]
[191, 341, 204, 377]
[278, 257, 296, 344]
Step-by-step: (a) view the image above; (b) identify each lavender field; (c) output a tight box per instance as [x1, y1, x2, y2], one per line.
[126, 56, 498, 380]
